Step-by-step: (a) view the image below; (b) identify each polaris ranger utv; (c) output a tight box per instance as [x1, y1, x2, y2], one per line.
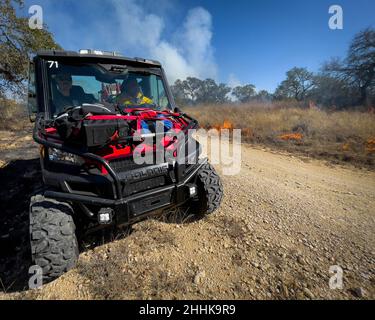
[27, 49, 223, 282]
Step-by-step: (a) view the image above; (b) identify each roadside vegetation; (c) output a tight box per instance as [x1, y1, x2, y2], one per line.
[186, 103, 375, 168]
[174, 28, 375, 168]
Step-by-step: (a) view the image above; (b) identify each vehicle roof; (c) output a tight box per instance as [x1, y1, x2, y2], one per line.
[35, 50, 162, 68]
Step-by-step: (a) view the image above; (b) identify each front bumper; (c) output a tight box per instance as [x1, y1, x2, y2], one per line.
[43, 158, 207, 226]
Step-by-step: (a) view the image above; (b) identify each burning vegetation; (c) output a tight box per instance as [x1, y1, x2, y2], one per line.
[187, 103, 375, 168]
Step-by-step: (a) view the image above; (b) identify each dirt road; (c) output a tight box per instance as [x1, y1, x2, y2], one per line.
[0, 132, 374, 299]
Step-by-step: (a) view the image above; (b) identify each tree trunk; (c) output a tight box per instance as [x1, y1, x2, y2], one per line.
[359, 86, 368, 106]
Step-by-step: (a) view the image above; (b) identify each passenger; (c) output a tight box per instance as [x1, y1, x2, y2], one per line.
[117, 78, 153, 106]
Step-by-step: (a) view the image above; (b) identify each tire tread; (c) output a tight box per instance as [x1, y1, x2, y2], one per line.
[29, 195, 78, 282]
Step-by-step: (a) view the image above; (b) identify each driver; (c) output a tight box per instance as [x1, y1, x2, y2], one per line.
[53, 73, 80, 113]
[117, 77, 153, 106]
[53, 72, 96, 114]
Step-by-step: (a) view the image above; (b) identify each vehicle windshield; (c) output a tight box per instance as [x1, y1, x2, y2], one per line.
[45, 61, 171, 117]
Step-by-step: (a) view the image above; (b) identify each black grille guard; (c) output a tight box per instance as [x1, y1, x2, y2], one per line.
[33, 115, 204, 203]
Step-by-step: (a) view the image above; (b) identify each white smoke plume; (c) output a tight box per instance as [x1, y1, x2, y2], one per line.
[38, 0, 217, 83]
[227, 73, 242, 88]
[227, 73, 242, 101]
[109, 0, 217, 82]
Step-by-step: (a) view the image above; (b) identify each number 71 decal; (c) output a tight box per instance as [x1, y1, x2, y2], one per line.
[48, 61, 59, 68]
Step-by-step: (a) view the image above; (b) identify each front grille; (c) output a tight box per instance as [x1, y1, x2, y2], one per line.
[110, 157, 171, 196]
[109, 157, 147, 173]
[123, 176, 166, 196]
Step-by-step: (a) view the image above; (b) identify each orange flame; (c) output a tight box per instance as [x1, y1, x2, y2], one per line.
[365, 137, 375, 153]
[342, 143, 351, 151]
[278, 133, 303, 141]
[222, 120, 234, 130]
[211, 120, 234, 131]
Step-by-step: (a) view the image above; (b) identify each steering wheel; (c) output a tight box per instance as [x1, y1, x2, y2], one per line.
[55, 105, 76, 118]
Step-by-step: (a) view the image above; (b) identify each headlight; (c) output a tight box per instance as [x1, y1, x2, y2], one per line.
[48, 148, 85, 165]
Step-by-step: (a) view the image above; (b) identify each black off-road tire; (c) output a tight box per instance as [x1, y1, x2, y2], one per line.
[29, 195, 79, 283]
[194, 162, 223, 215]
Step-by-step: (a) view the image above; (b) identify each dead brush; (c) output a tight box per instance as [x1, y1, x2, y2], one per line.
[160, 206, 197, 224]
[0, 99, 30, 131]
[365, 138, 375, 154]
[184, 103, 375, 167]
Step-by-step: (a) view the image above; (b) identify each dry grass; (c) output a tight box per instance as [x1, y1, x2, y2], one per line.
[185, 103, 375, 167]
[0, 99, 31, 131]
[1, 98, 373, 167]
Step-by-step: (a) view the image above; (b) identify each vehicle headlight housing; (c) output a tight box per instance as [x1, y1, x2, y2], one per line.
[48, 148, 85, 165]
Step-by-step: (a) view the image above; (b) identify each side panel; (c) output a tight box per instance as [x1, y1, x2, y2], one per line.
[33, 56, 49, 116]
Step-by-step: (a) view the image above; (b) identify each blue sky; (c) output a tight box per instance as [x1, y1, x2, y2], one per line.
[23, 0, 375, 92]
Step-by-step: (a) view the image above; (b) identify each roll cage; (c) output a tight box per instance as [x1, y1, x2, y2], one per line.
[29, 50, 177, 120]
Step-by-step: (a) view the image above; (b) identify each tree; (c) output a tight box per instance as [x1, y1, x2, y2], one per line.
[274, 67, 314, 101]
[254, 90, 272, 102]
[173, 77, 202, 104]
[171, 77, 230, 105]
[170, 79, 190, 106]
[196, 79, 230, 104]
[323, 28, 375, 105]
[310, 74, 358, 108]
[170, 77, 202, 105]
[0, 0, 60, 97]
[232, 84, 256, 103]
